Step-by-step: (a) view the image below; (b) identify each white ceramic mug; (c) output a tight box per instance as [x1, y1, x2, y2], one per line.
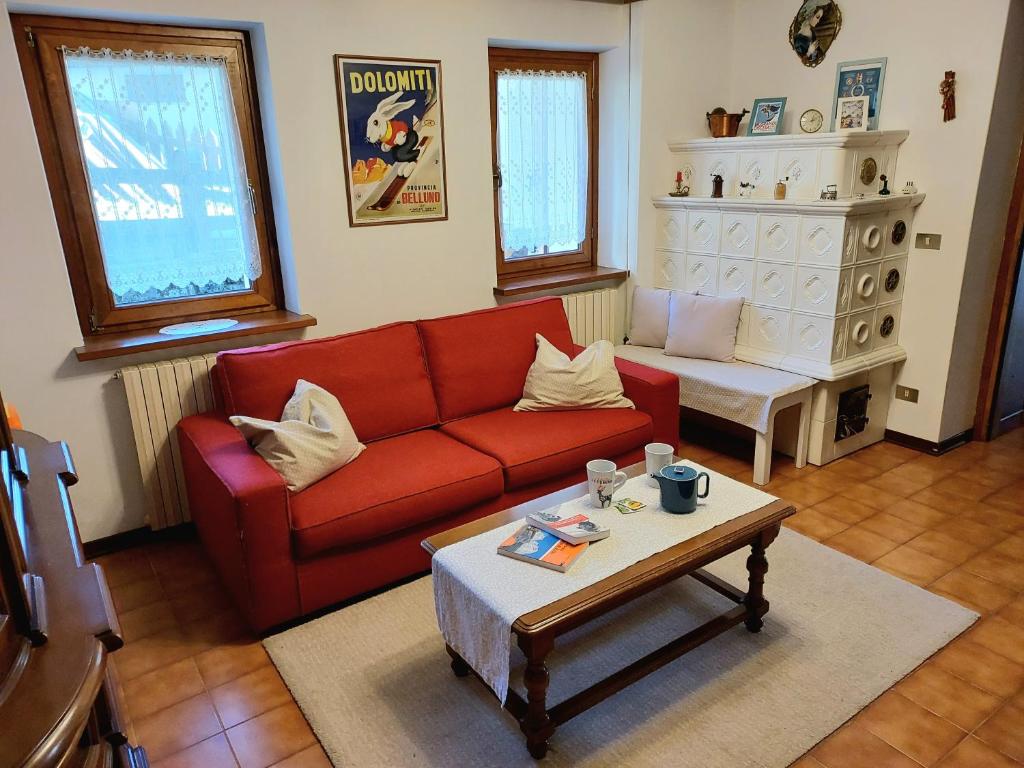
[645, 443, 675, 487]
[587, 459, 627, 509]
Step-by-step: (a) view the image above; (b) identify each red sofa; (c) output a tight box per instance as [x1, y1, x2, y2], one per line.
[177, 297, 679, 631]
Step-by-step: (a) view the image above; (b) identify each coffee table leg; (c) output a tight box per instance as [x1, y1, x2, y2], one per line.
[744, 525, 779, 633]
[517, 634, 555, 759]
[446, 644, 470, 678]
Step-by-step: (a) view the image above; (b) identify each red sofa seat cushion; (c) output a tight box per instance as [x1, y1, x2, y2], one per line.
[215, 322, 438, 442]
[417, 298, 575, 421]
[289, 430, 503, 559]
[441, 407, 653, 490]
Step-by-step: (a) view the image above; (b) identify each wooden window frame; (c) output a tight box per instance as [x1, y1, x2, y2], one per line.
[488, 47, 598, 284]
[11, 14, 285, 339]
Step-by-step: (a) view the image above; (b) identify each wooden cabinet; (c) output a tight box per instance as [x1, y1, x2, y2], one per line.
[0, 392, 146, 768]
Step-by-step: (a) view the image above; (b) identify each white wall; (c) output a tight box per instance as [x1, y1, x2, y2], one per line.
[941, 0, 1024, 439]
[0, 0, 630, 541]
[722, 0, 1021, 442]
[627, 0, 735, 289]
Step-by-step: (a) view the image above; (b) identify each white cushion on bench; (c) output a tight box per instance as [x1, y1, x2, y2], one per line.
[615, 344, 815, 433]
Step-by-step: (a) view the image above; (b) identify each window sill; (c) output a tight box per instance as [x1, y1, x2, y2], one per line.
[74, 310, 317, 362]
[493, 266, 629, 297]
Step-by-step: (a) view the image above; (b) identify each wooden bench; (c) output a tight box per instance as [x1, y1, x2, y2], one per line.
[615, 345, 816, 485]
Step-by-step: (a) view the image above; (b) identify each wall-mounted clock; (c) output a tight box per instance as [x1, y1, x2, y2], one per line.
[800, 108, 824, 133]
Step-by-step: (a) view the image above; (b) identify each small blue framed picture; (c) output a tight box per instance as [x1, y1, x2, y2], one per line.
[748, 97, 788, 136]
[831, 58, 887, 131]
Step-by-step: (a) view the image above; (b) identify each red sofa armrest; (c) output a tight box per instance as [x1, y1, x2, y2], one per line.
[177, 412, 299, 631]
[572, 344, 680, 449]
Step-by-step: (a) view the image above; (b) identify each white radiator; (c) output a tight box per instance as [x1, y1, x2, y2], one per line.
[560, 287, 618, 346]
[119, 354, 218, 529]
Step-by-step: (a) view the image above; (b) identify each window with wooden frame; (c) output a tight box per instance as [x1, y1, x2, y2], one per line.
[12, 15, 291, 345]
[489, 48, 598, 286]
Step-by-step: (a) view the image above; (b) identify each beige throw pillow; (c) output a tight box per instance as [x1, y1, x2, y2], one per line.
[230, 379, 365, 492]
[514, 334, 635, 412]
[626, 286, 672, 348]
[664, 291, 744, 362]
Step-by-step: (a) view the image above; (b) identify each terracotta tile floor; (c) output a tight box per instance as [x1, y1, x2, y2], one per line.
[95, 428, 1024, 768]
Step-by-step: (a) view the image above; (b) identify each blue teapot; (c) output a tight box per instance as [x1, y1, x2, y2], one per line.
[653, 465, 710, 514]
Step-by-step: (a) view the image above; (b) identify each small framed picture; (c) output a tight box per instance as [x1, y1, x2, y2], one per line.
[836, 96, 869, 132]
[747, 97, 788, 136]
[831, 57, 887, 131]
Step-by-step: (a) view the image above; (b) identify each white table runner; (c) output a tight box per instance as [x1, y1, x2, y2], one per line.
[431, 461, 777, 703]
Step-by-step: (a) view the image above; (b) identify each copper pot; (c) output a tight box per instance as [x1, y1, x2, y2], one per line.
[706, 107, 750, 138]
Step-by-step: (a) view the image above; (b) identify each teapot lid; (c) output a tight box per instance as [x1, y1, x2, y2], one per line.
[659, 464, 698, 480]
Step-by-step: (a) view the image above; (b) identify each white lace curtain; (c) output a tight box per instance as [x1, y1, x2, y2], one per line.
[496, 69, 588, 258]
[61, 46, 261, 304]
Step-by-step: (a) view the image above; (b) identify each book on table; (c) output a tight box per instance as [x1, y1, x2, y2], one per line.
[526, 507, 610, 545]
[497, 525, 588, 573]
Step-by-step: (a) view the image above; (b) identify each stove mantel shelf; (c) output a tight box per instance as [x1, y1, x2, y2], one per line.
[668, 130, 910, 154]
[652, 192, 926, 215]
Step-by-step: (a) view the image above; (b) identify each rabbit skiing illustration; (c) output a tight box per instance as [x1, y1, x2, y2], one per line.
[366, 91, 423, 178]
[338, 57, 447, 223]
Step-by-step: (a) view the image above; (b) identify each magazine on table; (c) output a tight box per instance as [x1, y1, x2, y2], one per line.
[496, 525, 588, 573]
[526, 507, 611, 545]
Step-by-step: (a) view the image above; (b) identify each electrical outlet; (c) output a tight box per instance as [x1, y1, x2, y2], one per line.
[915, 233, 941, 250]
[895, 385, 919, 403]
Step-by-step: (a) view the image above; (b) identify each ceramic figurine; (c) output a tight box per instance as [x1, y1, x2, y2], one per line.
[711, 174, 724, 198]
[940, 71, 956, 122]
[738, 181, 755, 198]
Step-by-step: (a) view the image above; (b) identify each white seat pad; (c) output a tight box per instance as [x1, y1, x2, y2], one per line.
[615, 345, 815, 433]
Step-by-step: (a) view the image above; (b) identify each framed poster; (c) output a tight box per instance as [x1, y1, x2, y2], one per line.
[830, 57, 887, 131]
[334, 55, 448, 226]
[836, 96, 869, 132]
[748, 97, 788, 136]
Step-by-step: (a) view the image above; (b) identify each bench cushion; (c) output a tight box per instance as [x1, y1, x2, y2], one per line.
[614, 345, 814, 433]
[289, 430, 503, 558]
[441, 406, 652, 490]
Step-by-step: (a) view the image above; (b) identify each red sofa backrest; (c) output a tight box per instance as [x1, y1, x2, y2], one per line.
[417, 297, 574, 421]
[215, 322, 438, 442]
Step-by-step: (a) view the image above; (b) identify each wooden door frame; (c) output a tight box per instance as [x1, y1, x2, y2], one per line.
[974, 129, 1024, 440]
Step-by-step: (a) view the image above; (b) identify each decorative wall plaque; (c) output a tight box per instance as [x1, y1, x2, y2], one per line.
[880, 314, 895, 337]
[789, 0, 843, 68]
[885, 268, 901, 293]
[891, 220, 907, 244]
[859, 157, 877, 185]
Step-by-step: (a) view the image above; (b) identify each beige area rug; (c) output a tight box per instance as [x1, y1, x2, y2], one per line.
[264, 529, 976, 768]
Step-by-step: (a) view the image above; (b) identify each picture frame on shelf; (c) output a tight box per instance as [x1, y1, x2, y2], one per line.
[747, 97, 788, 136]
[836, 96, 869, 132]
[831, 57, 886, 131]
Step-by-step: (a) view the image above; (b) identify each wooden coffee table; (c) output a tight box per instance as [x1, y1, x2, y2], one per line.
[422, 459, 795, 759]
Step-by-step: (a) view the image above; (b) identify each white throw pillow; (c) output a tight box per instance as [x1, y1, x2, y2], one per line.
[626, 286, 672, 348]
[514, 335, 635, 411]
[230, 379, 365, 492]
[664, 292, 744, 362]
